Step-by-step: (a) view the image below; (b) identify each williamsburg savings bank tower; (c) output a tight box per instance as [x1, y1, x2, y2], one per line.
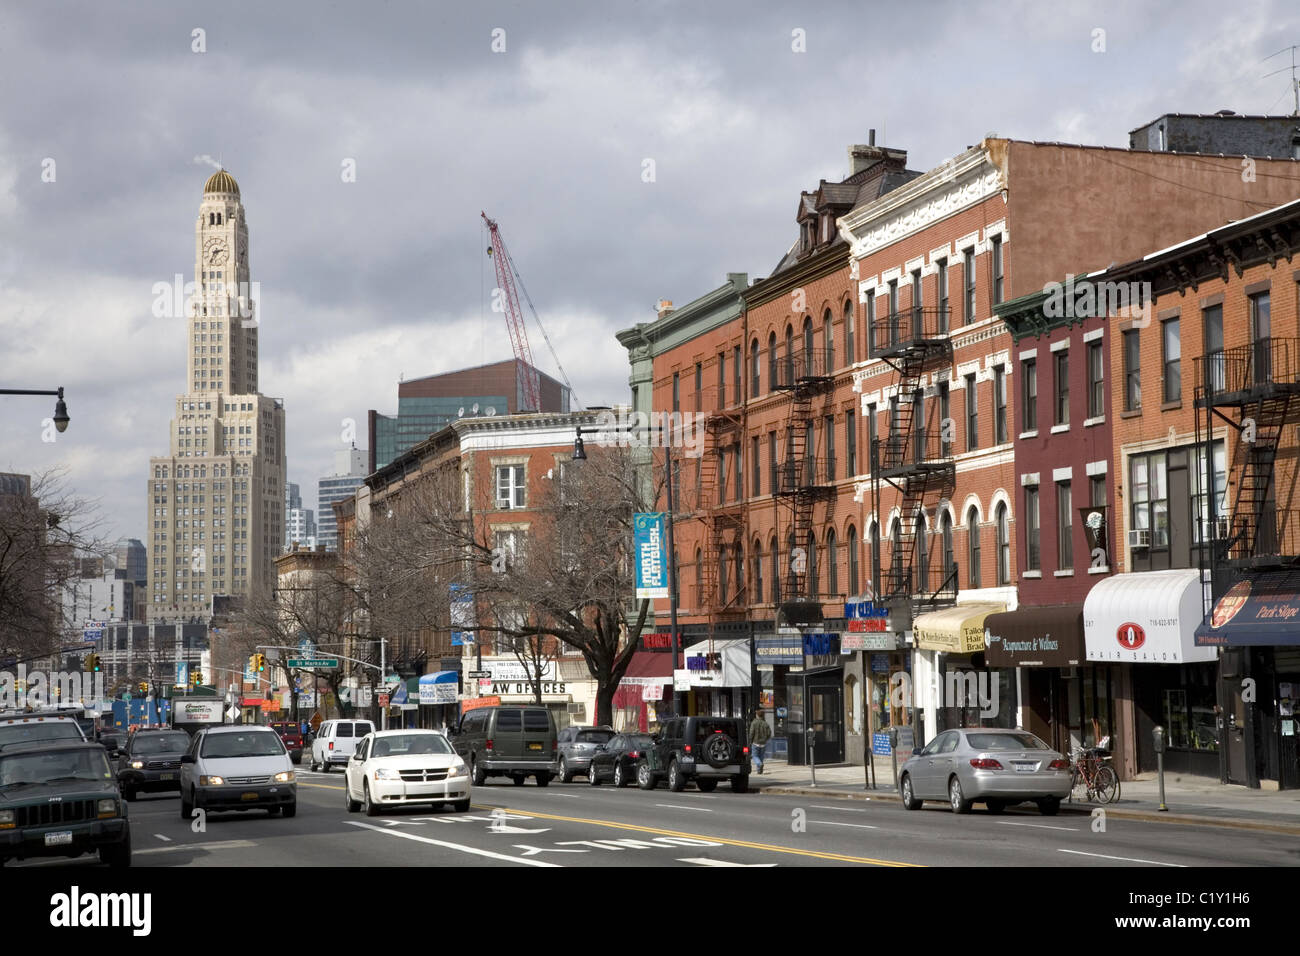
[146, 170, 286, 620]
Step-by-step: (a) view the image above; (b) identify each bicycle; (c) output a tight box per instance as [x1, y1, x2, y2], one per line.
[1067, 746, 1120, 804]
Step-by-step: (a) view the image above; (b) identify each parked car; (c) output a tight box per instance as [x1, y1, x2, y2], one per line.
[0, 712, 86, 750]
[638, 717, 750, 793]
[587, 733, 654, 788]
[449, 706, 556, 786]
[0, 739, 131, 867]
[555, 725, 615, 782]
[898, 728, 1071, 815]
[309, 719, 375, 772]
[268, 721, 305, 764]
[179, 725, 297, 818]
[344, 730, 471, 815]
[117, 728, 191, 800]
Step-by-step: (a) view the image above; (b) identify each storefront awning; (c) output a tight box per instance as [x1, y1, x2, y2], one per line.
[679, 638, 750, 687]
[1195, 569, 1300, 646]
[914, 604, 1005, 654]
[417, 671, 458, 705]
[614, 651, 675, 709]
[1084, 569, 1217, 663]
[985, 604, 1085, 667]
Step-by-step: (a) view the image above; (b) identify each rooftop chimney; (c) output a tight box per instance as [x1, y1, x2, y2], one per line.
[656, 299, 674, 319]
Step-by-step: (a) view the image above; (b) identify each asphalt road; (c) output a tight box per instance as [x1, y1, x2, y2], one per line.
[10, 769, 1300, 868]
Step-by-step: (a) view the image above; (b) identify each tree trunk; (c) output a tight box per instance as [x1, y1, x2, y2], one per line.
[595, 681, 617, 728]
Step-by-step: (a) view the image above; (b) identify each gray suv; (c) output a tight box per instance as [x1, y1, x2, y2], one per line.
[555, 726, 615, 782]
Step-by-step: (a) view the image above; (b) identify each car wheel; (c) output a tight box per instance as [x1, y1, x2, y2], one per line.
[588, 764, 601, 786]
[900, 773, 923, 810]
[453, 798, 471, 813]
[696, 777, 717, 792]
[668, 759, 685, 792]
[985, 799, 1006, 814]
[730, 775, 748, 794]
[99, 828, 131, 868]
[281, 802, 297, 819]
[637, 761, 657, 790]
[180, 788, 194, 820]
[310, 753, 320, 772]
[557, 757, 571, 783]
[511, 774, 526, 786]
[320, 760, 331, 774]
[535, 773, 550, 787]
[363, 781, 380, 817]
[613, 762, 629, 788]
[949, 776, 972, 814]
[1037, 797, 1061, 816]
[345, 780, 361, 813]
[471, 758, 487, 786]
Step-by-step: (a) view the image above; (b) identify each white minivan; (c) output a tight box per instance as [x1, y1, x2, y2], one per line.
[310, 719, 376, 771]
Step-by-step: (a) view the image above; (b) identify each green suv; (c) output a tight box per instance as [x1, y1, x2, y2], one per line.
[0, 740, 131, 867]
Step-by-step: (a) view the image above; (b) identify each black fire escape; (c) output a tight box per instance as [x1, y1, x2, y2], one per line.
[773, 345, 834, 624]
[871, 306, 958, 608]
[698, 393, 747, 618]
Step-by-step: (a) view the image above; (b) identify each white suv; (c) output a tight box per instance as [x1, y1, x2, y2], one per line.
[179, 725, 297, 818]
[310, 719, 375, 772]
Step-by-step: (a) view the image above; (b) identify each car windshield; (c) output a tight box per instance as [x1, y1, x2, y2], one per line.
[0, 722, 82, 748]
[0, 748, 113, 788]
[369, 735, 455, 758]
[201, 731, 285, 759]
[966, 732, 1051, 751]
[133, 733, 190, 754]
[576, 730, 613, 744]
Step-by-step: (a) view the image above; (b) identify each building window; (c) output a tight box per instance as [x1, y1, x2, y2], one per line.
[844, 300, 855, 366]
[1025, 485, 1041, 571]
[1162, 319, 1180, 404]
[806, 531, 818, 598]
[825, 414, 836, 481]
[1057, 481, 1073, 569]
[717, 351, 725, 407]
[1022, 358, 1037, 432]
[672, 372, 680, 412]
[965, 373, 979, 450]
[967, 511, 981, 588]
[866, 294, 877, 354]
[768, 332, 778, 393]
[823, 308, 834, 371]
[495, 465, 525, 509]
[1123, 330, 1141, 411]
[751, 435, 760, 497]
[768, 431, 777, 496]
[1083, 340, 1103, 418]
[785, 326, 795, 385]
[994, 365, 1007, 444]
[936, 258, 949, 332]
[995, 502, 1010, 586]
[803, 316, 815, 377]
[1054, 350, 1070, 425]
[847, 526, 859, 595]
[1203, 304, 1224, 393]
[826, 529, 838, 595]
[846, 410, 857, 475]
[733, 344, 741, 404]
[962, 247, 975, 323]
[941, 511, 955, 585]
[911, 269, 923, 337]
[888, 280, 899, 347]
[751, 339, 760, 396]
[694, 548, 703, 605]
[1250, 292, 1271, 384]
[867, 403, 878, 471]
[991, 235, 1003, 305]
[694, 362, 702, 412]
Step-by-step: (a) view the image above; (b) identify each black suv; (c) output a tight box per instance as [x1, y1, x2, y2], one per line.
[638, 717, 749, 793]
[0, 740, 131, 867]
[117, 728, 191, 801]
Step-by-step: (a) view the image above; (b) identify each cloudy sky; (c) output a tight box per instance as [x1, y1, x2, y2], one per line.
[1, 0, 1297, 544]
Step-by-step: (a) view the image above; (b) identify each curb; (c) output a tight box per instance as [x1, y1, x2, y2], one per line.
[755, 784, 1300, 835]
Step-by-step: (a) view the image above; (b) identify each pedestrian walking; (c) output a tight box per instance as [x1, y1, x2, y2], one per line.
[748, 711, 772, 774]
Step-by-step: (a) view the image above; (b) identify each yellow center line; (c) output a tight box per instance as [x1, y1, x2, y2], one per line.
[477, 803, 921, 866]
[301, 782, 346, 791]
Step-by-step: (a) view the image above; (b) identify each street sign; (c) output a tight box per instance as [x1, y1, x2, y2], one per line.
[287, 658, 339, 668]
[466, 670, 491, 679]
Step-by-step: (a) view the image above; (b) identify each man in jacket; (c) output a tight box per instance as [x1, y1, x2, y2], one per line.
[748, 711, 773, 774]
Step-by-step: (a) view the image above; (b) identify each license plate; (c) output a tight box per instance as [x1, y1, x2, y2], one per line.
[160, 773, 176, 781]
[44, 831, 74, 847]
[1014, 763, 1038, 773]
[241, 791, 259, 800]
[528, 742, 543, 751]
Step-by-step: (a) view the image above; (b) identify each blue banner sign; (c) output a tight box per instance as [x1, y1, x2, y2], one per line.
[634, 513, 669, 599]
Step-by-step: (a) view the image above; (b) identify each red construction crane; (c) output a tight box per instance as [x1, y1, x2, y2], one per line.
[481, 211, 580, 412]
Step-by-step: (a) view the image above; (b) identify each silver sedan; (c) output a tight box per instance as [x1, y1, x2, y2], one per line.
[898, 728, 1071, 815]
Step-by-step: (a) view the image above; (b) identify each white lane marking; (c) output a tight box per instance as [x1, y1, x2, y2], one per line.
[154, 834, 172, 842]
[530, 792, 583, 798]
[135, 839, 258, 856]
[655, 803, 713, 812]
[346, 820, 561, 867]
[999, 821, 1077, 832]
[810, 821, 878, 830]
[810, 805, 868, 813]
[1057, 848, 1185, 867]
[677, 858, 777, 867]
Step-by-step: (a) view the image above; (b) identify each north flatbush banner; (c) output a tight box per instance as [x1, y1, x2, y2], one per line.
[634, 513, 669, 599]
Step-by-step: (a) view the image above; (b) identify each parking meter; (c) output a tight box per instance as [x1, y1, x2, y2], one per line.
[1153, 725, 1168, 811]
[1153, 725, 1166, 754]
[807, 726, 818, 786]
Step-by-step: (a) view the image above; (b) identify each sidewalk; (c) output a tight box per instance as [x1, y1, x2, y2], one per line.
[750, 759, 1300, 834]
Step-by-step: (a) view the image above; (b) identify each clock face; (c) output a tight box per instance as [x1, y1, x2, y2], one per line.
[203, 237, 229, 266]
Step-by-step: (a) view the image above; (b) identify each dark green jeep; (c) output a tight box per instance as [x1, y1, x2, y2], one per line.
[0, 740, 131, 867]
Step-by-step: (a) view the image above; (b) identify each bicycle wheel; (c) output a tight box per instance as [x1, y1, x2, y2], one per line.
[1093, 765, 1119, 804]
[1067, 765, 1083, 803]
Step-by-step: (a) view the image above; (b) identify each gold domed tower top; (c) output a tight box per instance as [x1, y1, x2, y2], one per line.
[203, 169, 240, 197]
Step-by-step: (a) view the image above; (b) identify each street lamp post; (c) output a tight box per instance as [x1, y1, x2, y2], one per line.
[0, 386, 70, 432]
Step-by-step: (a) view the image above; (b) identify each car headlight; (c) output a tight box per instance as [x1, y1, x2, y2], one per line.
[130, 760, 144, 770]
[373, 767, 399, 780]
[0, 809, 14, 829]
[97, 798, 119, 818]
[199, 775, 225, 786]
[273, 771, 294, 783]
[446, 761, 467, 778]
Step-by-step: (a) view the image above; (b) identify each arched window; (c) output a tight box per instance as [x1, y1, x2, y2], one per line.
[844, 299, 855, 366]
[770, 535, 780, 603]
[823, 308, 834, 372]
[968, 511, 981, 588]
[847, 525, 859, 595]
[996, 502, 1010, 586]
[942, 511, 955, 585]
[751, 339, 760, 396]
[806, 530, 818, 597]
[754, 538, 764, 604]
[694, 548, 703, 606]
[803, 316, 814, 377]
[768, 332, 778, 393]
[826, 528, 838, 596]
[915, 514, 928, 593]
[784, 326, 794, 385]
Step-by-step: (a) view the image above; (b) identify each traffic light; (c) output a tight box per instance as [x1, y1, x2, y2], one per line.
[256, 653, 265, 672]
[84, 653, 100, 672]
[191, 670, 203, 686]
[138, 681, 148, 694]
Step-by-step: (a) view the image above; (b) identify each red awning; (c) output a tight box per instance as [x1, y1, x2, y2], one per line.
[614, 651, 674, 708]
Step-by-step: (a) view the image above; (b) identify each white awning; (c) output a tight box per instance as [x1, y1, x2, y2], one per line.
[1083, 569, 1217, 664]
[680, 638, 750, 687]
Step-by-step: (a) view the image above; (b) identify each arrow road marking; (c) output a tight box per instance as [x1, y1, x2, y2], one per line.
[346, 821, 562, 867]
[513, 845, 589, 856]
